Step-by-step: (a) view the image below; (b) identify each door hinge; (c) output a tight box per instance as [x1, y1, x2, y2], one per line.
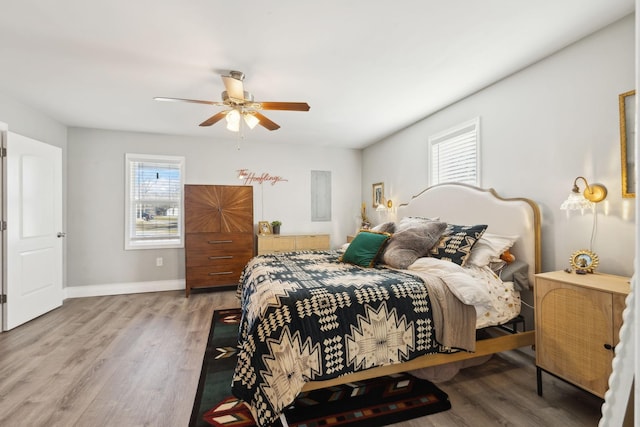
[0, 221, 5, 231]
[0, 295, 6, 304]
[0, 147, 5, 157]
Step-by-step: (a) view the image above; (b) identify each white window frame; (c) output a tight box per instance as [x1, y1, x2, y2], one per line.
[125, 153, 185, 250]
[428, 117, 480, 187]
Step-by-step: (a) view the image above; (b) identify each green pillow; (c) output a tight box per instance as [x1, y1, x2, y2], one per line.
[340, 230, 391, 267]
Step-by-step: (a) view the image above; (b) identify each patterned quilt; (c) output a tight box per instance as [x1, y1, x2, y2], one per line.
[232, 250, 456, 427]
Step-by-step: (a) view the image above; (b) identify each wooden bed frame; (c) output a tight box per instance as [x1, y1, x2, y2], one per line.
[301, 183, 541, 392]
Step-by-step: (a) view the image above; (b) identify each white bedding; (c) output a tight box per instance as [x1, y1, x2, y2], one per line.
[407, 257, 521, 329]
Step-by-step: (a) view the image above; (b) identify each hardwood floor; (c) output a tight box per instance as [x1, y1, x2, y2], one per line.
[0, 290, 603, 427]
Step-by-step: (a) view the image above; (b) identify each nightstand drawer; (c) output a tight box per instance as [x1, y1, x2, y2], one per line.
[257, 233, 331, 255]
[296, 234, 330, 250]
[257, 235, 296, 254]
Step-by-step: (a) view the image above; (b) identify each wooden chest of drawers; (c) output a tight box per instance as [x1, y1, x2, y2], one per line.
[184, 185, 253, 296]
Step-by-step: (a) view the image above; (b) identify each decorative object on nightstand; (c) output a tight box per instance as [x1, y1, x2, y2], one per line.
[569, 249, 599, 274]
[360, 202, 371, 229]
[560, 176, 608, 273]
[270, 220, 281, 235]
[258, 221, 272, 235]
[534, 271, 630, 398]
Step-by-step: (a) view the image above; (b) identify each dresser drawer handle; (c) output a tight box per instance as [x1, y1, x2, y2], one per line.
[208, 271, 233, 276]
[208, 240, 233, 244]
[604, 343, 615, 351]
[209, 255, 233, 260]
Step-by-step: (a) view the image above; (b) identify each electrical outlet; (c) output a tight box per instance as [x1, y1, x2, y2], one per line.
[156, 257, 163, 267]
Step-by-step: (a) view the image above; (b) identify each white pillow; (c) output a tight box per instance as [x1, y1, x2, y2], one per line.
[466, 233, 518, 267]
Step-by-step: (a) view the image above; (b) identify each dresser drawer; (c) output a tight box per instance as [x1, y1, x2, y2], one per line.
[186, 233, 253, 252]
[186, 249, 253, 267]
[186, 260, 248, 287]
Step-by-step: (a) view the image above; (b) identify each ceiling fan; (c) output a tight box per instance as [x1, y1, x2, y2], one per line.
[154, 70, 310, 132]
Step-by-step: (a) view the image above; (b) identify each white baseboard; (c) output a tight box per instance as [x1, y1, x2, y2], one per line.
[64, 279, 185, 299]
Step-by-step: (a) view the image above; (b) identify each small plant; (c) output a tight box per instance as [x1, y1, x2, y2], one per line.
[270, 220, 282, 235]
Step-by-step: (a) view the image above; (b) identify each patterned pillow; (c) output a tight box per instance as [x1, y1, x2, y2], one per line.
[430, 224, 488, 266]
[340, 230, 391, 267]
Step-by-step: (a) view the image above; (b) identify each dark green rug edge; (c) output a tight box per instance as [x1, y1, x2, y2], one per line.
[190, 308, 452, 427]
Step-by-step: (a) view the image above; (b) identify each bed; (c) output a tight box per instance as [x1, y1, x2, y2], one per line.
[232, 183, 541, 427]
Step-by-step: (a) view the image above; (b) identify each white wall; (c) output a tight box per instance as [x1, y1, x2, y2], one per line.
[66, 128, 361, 288]
[0, 92, 67, 148]
[363, 14, 636, 278]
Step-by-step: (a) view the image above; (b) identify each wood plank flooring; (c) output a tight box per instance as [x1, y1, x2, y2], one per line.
[0, 290, 603, 427]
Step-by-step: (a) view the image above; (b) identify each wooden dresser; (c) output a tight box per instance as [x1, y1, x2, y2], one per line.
[534, 270, 630, 398]
[257, 234, 330, 255]
[184, 185, 253, 296]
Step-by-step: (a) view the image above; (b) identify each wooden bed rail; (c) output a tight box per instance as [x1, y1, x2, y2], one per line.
[301, 330, 535, 392]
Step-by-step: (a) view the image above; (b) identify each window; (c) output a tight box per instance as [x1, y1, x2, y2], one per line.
[429, 117, 480, 186]
[125, 154, 184, 250]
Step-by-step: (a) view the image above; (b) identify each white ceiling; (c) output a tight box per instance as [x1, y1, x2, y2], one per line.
[0, 1, 634, 149]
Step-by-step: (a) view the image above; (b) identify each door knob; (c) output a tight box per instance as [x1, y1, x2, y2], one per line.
[57, 232, 66, 238]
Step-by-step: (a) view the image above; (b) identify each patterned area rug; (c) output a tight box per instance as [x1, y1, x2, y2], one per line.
[190, 308, 452, 427]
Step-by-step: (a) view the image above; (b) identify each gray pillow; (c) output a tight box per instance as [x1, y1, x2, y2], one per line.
[382, 221, 447, 269]
[372, 221, 396, 234]
[498, 259, 530, 291]
[396, 216, 439, 232]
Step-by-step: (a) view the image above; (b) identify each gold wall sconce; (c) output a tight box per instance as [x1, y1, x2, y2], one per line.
[560, 176, 607, 213]
[560, 176, 607, 272]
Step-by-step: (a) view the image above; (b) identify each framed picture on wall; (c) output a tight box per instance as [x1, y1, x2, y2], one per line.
[258, 221, 272, 235]
[372, 182, 384, 208]
[619, 90, 636, 198]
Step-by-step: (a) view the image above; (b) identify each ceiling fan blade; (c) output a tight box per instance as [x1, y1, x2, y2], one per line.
[221, 75, 245, 102]
[199, 111, 227, 127]
[254, 112, 280, 131]
[154, 96, 223, 106]
[258, 102, 310, 111]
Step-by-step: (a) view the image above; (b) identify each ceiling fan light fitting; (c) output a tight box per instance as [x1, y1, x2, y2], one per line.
[155, 71, 308, 133]
[225, 109, 241, 132]
[243, 113, 259, 129]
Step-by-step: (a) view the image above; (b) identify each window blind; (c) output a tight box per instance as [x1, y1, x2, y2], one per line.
[125, 154, 184, 249]
[429, 118, 480, 186]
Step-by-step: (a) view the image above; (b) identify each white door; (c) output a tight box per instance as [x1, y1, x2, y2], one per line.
[0, 123, 4, 326]
[3, 131, 63, 330]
